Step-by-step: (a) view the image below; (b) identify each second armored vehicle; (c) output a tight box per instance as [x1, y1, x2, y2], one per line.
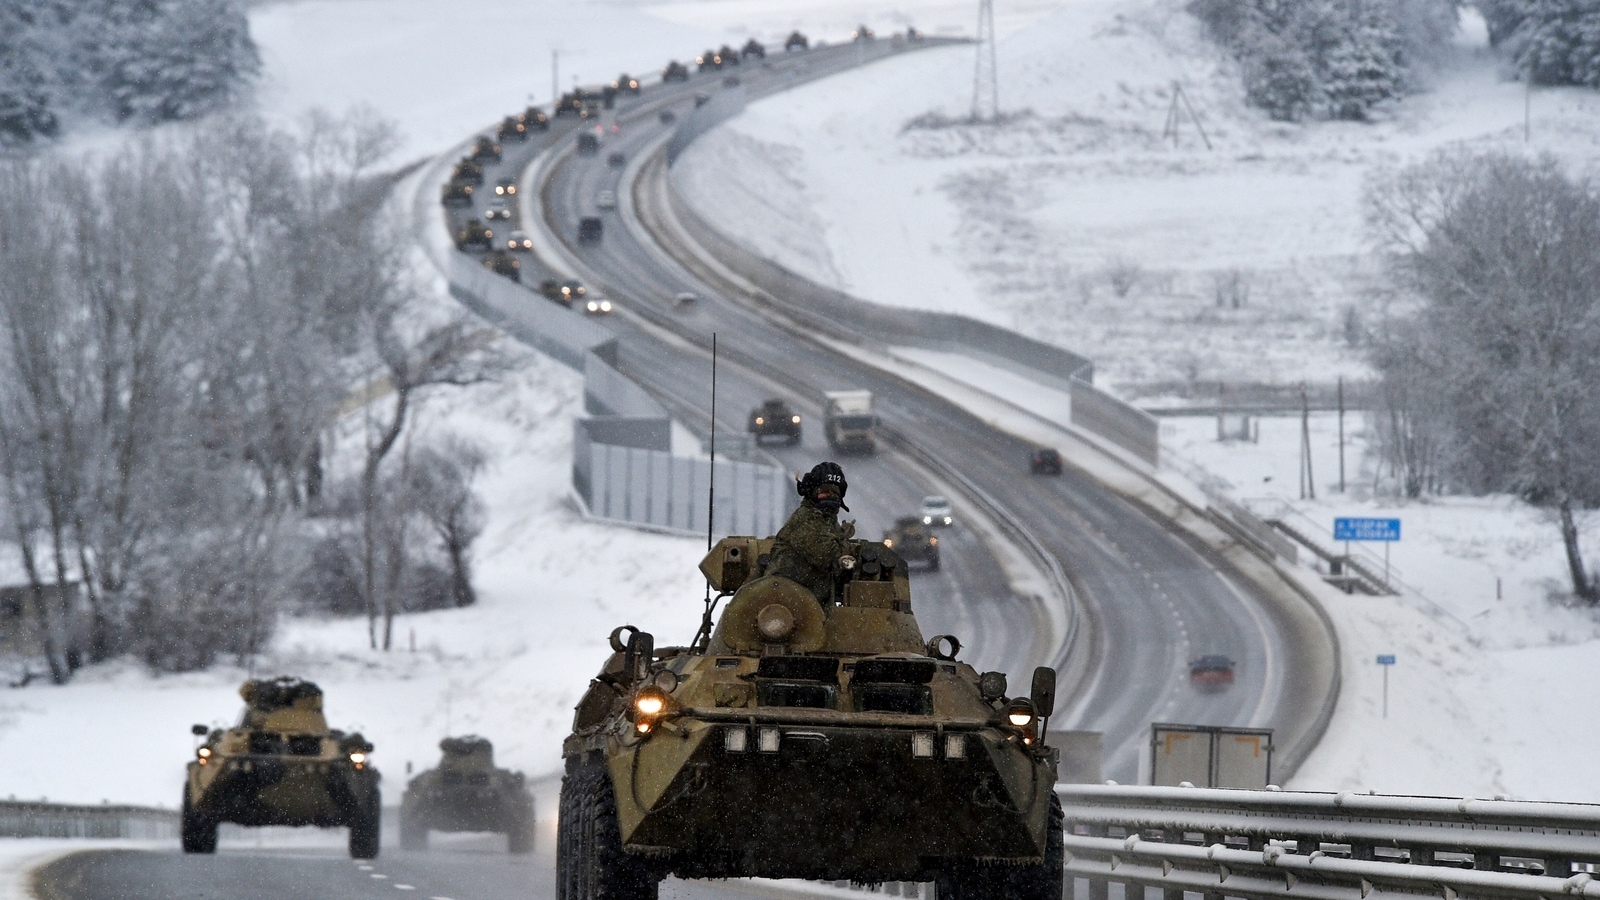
[747, 398, 801, 445]
[183, 678, 380, 859]
[560, 534, 1062, 897]
[401, 736, 534, 853]
[883, 516, 940, 570]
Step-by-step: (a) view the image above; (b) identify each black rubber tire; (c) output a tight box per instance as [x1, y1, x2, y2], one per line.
[507, 798, 535, 855]
[400, 805, 427, 851]
[349, 791, 381, 860]
[928, 555, 941, 572]
[937, 795, 1063, 900]
[180, 784, 218, 854]
[565, 758, 659, 900]
[558, 763, 579, 900]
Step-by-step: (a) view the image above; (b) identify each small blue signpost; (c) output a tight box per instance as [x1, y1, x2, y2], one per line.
[1377, 654, 1396, 718]
[1335, 517, 1402, 589]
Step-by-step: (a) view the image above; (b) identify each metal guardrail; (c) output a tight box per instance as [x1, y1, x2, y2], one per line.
[1058, 785, 1600, 900]
[0, 801, 177, 840]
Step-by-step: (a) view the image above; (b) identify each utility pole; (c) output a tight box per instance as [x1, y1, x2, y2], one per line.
[972, 0, 998, 122]
[1300, 383, 1315, 500]
[1337, 376, 1346, 493]
[552, 50, 559, 106]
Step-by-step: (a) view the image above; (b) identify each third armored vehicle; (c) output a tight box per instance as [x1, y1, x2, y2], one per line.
[401, 736, 534, 853]
[183, 678, 379, 858]
[883, 516, 940, 570]
[559, 533, 1063, 898]
[747, 398, 801, 445]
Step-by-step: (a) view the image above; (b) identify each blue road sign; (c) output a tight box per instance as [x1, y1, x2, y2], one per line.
[1377, 655, 1396, 665]
[1335, 517, 1401, 542]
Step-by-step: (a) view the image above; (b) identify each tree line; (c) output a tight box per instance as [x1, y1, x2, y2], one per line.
[0, 0, 258, 143]
[1479, 0, 1600, 87]
[1188, 0, 1462, 121]
[0, 111, 498, 682]
[1366, 152, 1600, 603]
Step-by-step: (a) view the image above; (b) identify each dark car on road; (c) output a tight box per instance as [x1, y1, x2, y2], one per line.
[521, 106, 550, 130]
[454, 218, 494, 252]
[470, 135, 502, 162]
[482, 250, 521, 282]
[883, 516, 940, 570]
[493, 176, 517, 197]
[578, 216, 603, 242]
[440, 180, 473, 207]
[747, 398, 801, 445]
[607, 150, 626, 168]
[1030, 448, 1063, 475]
[452, 158, 484, 185]
[498, 115, 527, 142]
[577, 132, 600, 155]
[540, 279, 585, 306]
[785, 30, 809, 51]
[659, 109, 677, 124]
[1189, 655, 1236, 693]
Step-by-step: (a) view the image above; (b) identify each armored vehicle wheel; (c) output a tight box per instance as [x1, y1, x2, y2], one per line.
[928, 555, 941, 571]
[400, 806, 427, 851]
[180, 785, 217, 854]
[936, 796, 1063, 900]
[562, 758, 658, 900]
[507, 799, 535, 855]
[349, 792, 381, 860]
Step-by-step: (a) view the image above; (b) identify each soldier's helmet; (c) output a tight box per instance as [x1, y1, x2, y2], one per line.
[796, 461, 847, 499]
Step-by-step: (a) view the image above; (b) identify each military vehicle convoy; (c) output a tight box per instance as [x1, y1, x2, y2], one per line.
[183, 678, 380, 858]
[747, 398, 802, 445]
[559, 533, 1062, 899]
[883, 516, 940, 570]
[401, 736, 535, 853]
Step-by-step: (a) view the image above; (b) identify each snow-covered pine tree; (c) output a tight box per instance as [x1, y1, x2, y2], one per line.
[1242, 29, 1320, 119]
[0, 1, 60, 141]
[1322, 16, 1404, 119]
[100, 0, 259, 123]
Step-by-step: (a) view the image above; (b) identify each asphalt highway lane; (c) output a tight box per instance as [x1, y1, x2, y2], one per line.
[531, 49, 1301, 780]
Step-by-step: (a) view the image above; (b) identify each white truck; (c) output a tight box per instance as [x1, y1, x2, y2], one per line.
[823, 389, 878, 455]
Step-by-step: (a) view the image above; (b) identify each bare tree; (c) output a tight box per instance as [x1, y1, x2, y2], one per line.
[407, 438, 487, 609]
[1367, 152, 1600, 601]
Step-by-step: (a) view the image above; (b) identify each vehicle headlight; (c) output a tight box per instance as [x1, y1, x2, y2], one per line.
[600, 300, 612, 312]
[929, 537, 938, 546]
[507, 186, 516, 194]
[634, 685, 669, 717]
[349, 751, 367, 764]
[792, 415, 801, 424]
[485, 229, 493, 238]
[923, 516, 932, 524]
[755, 417, 764, 425]
[197, 747, 211, 758]
[587, 301, 599, 312]
[1005, 698, 1036, 728]
[883, 538, 894, 547]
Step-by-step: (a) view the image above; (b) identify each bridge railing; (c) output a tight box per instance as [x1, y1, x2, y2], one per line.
[1058, 784, 1600, 900]
[0, 800, 177, 840]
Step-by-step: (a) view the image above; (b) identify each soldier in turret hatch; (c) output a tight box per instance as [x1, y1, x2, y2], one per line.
[766, 462, 857, 605]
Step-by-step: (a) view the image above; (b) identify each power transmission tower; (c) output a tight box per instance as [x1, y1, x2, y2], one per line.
[972, 0, 998, 122]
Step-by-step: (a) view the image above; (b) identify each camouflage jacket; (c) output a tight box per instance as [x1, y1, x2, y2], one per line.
[767, 500, 852, 605]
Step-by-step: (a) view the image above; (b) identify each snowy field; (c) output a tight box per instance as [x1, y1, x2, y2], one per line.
[2, 0, 1599, 831]
[671, 0, 1600, 397]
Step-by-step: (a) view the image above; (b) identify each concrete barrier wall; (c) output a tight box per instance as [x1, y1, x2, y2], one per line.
[0, 801, 177, 840]
[583, 443, 794, 537]
[447, 252, 615, 371]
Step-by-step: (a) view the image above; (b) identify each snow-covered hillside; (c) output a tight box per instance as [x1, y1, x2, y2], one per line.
[673, 0, 1600, 396]
[4, 0, 1600, 815]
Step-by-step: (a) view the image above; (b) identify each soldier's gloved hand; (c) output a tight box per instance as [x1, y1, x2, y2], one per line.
[841, 519, 856, 539]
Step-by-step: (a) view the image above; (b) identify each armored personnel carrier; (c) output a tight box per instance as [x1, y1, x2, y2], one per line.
[883, 516, 940, 570]
[452, 158, 485, 185]
[498, 115, 528, 142]
[455, 218, 494, 252]
[662, 60, 690, 82]
[482, 249, 521, 281]
[183, 678, 379, 858]
[470, 135, 502, 162]
[559, 534, 1062, 899]
[401, 736, 535, 853]
[747, 398, 802, 445]
[440, 179, 474, 207]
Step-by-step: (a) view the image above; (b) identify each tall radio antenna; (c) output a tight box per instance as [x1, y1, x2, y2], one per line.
[694, 334, 721, 651]
[972, 0, 999, 122]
